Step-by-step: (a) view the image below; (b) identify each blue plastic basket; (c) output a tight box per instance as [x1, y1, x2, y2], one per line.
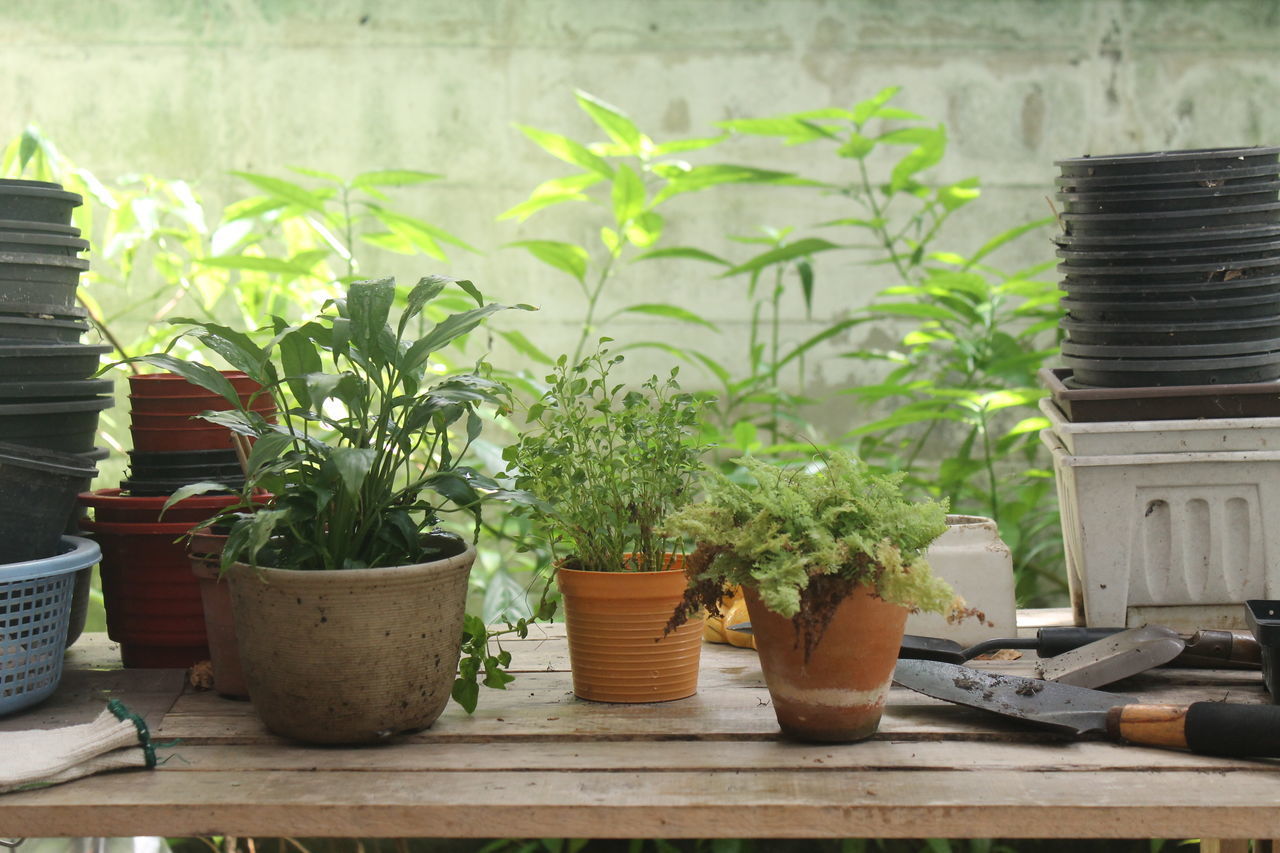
[0, 535, 101, 715]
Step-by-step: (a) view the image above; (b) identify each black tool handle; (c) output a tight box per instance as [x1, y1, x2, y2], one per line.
[1185, 702, 1280, 757]
[1107, 702, 1280, 757]
[1034, 627, 1124, 657]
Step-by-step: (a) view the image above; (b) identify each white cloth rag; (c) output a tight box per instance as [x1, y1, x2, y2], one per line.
[0, 701, 155, 793]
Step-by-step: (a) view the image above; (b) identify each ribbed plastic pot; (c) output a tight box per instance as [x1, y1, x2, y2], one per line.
[1063, 350, 1280, 388]
[1059, 275, 1280, 301]
[1058, 255, 1280, 283]
[0, 441, 97, 564]
[0, 378, 114, 402]
[1060, 202, 1280, 236]
[129, 393, 276, 415]
[1062, 336, 1280, 360]
[129, 404, 275, 430]
[0, 397, 112, 452]
[1055, 222, 1280, 249]
[1056, 147, 1280, 179]
[1056, 180, 1280, 215]
[0, 535, 101, 716]
[79, 518, 209, 668]
[1056, 162, 1280, 192]
[127, 448, 241, 476]
[226, 540, 475, 744]
[744, 583, 908, 743]
[0, 344, 111, 381]
[0, 180, 82, 225]
[1062, 292, 1280, 322]
[0, 250, 90, 283]
[187, 530, 247, 699]
[0, 232, 89, 258]
[130, 424, 253, 453]
[0, 315, 88, 342]
[556, 565, 704, 703]
[1057, 237, 1280, 264]
[120, 477, 244, 497]
[0, 217, 80, 238]
[63, 446, 107, 649]
[78, 487, 263, 525]
[1061, 315, 1280, 347]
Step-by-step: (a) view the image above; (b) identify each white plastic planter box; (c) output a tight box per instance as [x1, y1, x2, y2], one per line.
[1043, 429, 1280, 630]
[1040, 397, 1280, 456]
[906, 515, 1017, 646]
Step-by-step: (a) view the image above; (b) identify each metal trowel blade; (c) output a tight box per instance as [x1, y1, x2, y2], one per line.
[1035, 624, 1185, 688]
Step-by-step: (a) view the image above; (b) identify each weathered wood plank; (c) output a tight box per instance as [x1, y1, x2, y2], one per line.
[3, 768, 1280, 839]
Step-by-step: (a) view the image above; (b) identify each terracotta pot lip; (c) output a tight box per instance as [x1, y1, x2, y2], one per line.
[556, 566, 687, 576]
[227, 542, 477, 578]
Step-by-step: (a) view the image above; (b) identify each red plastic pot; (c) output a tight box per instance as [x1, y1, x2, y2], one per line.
[128, 393, 276, 414]
[80, 518, 210, 668]
[129, 405, 275, 430]
[78, 488, 267, 525]
[128, 371, 264, 398]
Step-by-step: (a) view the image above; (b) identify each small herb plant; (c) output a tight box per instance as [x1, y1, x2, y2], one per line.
[503, 345, 708, 573]
[665, 451, 958, 658]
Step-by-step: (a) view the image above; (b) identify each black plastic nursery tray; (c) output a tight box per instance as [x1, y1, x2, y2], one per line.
[1039, 366, 1280, 421]
[1245, 600, 1280, 704]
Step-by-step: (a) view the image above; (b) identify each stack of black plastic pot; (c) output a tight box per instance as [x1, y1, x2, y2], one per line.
[0, 178, 111, 645]
[1054, 146, 1280, 387]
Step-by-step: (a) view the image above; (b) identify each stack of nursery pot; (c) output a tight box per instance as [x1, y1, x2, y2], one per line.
[1045, 145, 1280, 630]
[77, 489, 268, 667]
[664, 453, 957, 743]
[505, 348, 707, 704]
[0, 179, 111, 648]
[134, 275, 531, 744]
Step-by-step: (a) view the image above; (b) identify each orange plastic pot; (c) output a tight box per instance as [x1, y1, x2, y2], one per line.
[188, 530, 248, 699]
[129, 405, 275, 429]
[556, 565, 703, 703]
[128, 371, 263, 398]
[744, 583, 908, 742]
[80, 518, 209, 668]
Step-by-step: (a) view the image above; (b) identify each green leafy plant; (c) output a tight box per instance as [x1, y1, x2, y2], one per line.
[710, 88, 1061, 603]
[501, 90, 806, 365]
[665, 451, 956, 656]
[503, 344, 708, 573]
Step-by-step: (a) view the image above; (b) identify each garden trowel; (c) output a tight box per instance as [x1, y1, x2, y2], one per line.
[1035, 624, 1185, 688]
[893, 658, 1280, 757]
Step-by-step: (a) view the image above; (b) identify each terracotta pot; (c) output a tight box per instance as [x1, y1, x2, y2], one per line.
[744, 583, 908, 742]
[130, 424, 257, 453]
[556, 565, 704, 703]
[80, 518, 210, 668]
[225, 542, 476, 744]
[130, 405, 275, 430]
[188, 530, 248, 699]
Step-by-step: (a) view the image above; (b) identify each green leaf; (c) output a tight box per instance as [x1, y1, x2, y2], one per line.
[347, 278, 396, 351]
[159, 482, 238, 519]
[199, 254, 320, 277]
[654, 164, 816, 204]
[401, 275, 450, 332]
[404, 304, 521, 370]
[716, 117, 837, 143]
[611, 303, 720, 331]
[245, 432, 294, 474]
[723, 238, 841, 277]
[498, 192, 588, 223]
[851, 85, 902, 124]
[625, 211, 663, 247]
[868, 302, 959, 322]
[506, 240, 589, 283]
[451, 677, 479, 714]
[328, 447, 376, 498]
[889, 125, 946, 192]
[634, 246, 731, 266]
[497, 329, 554, 366]
[515, 124, 612, 177]
[837, 133, 876, 159]
[277, 325, 324, 406]
[231, 171, 327, 213]
[287, 166, 344, 184]
[611, 163, 646, 226]
[938, 178, 981, 212]
[575, 90, 644, 153]
[650, 134, 730, 154]
[351, 169, 443, 188]
[966, 217, 1054, 267]
[370, 207, 479, 254]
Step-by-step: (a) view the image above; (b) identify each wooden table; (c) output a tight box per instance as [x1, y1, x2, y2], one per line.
[1, 621, 1279, 847]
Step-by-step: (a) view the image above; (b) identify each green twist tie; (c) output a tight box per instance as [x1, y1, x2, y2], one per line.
[107, 699, 157, 769]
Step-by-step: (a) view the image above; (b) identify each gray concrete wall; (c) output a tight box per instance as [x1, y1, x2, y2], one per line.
[5, 0, 1279, 408]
